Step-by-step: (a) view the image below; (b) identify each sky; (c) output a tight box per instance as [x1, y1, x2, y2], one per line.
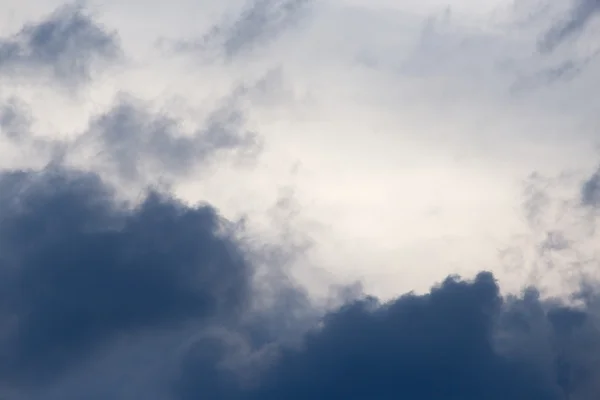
[0, 0, 600, 398]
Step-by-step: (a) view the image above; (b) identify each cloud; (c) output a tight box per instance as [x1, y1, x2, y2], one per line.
[3, 1, 600, 399]
[73, 93, 261, 183]
[0, 89, 262, 185]
[0, 167, 253, 386]
[0, 3, 122, 86]
[581, 167, 600, 207]
[2, 166, 600, 400]
[539, 0, 600, 53]
[0, 97, 31, 141]
[172, 0, 312, 60]
[172, 272, 600, 400]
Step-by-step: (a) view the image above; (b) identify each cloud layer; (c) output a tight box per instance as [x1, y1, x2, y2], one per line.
[0, 172, 599, 400]
[1, 0, 600, 399]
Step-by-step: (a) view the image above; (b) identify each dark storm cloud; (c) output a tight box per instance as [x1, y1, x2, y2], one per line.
[497, 290, 600, 400]
[173, 0, 311, 59]
[539, 0, 600, 53]
[0, 167, 252, 385]
[0, 4, 121, 85]
[236, 273, 567, 400]
[2, 171, 600, 399]
[166, 272, 600, 400]
[2, 168, 600, 400]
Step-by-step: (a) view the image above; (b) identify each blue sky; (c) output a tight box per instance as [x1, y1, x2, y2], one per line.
[0, 0, 600, 398]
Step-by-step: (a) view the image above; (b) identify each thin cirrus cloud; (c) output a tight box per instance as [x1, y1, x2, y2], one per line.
[2, 0, 600, 399]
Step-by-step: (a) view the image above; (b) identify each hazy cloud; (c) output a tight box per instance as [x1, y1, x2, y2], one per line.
[0, 4, 121, 86]
[0, 90, 262, 185]
[581, 167, 600, 207]
[74, 94, 261, 182]
[0, 98, 31, 141]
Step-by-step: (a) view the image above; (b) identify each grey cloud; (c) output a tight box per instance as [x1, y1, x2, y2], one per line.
[0, 4, 121, 86]
[0, 90, 262, 184]
[176, 272, 600, 400]
[539, 0, 600, 53]
[0, 98, 70, 167]
[581, 167, 600, 207]
[511, 172, 596, 287]
[501, 1, 600, 90]
[0, 167, 253, 387]
[0, 98, 31, 141]
[510, 59, 585, 94]
[173, 0, 311, 60]
[496, 290, 600, 400]
[74, 94, 261, 182]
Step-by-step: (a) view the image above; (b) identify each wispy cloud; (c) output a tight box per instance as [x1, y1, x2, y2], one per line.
[580, 166, 600, 207]
[74, 93, 261, 183]
[0, 98, 31, 141]
[0, 86, 263, 186]
[539, 0, 600, 53]
[171, 0, 312, 60]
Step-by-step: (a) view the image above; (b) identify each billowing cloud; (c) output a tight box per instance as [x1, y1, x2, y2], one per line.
[0, 167, 252, 386]
[0, 166, 600, 399]
[0, 3, 121, 86]
[174, 272, 600, 400]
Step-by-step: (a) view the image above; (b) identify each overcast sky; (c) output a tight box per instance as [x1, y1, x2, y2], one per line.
[1, 0, 600, 398]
